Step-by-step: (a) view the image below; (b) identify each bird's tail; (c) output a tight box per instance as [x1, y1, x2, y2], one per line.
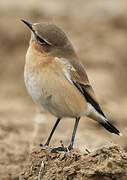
[86, 103, 122, 136]
[100, 119, 122, 136]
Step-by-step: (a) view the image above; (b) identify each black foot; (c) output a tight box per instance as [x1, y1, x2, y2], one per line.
[51, 146, 68, 153]
[51, 145, 73, 153]
[68, 144, 73, 151]
[40, 143, 50, 147]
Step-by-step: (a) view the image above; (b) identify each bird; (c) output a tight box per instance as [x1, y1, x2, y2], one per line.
[21, 19, 122, 152]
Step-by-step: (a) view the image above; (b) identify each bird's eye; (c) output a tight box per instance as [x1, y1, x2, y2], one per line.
[36, 36, 47, 45]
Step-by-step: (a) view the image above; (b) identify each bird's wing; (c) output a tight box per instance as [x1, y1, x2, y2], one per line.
[70, 67, 106, 118]
[58, 57, 105, 118]
[56, 57, 121, 136]
[58, 57, 121, 136]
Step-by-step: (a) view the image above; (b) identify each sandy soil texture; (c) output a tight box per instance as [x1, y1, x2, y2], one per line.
[0, 0, 127, 179]
[20, 144, 127, 180]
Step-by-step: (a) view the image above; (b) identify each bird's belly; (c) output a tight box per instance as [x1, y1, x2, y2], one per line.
[24, 66, 87, 118]
[24, 67, 45, 110]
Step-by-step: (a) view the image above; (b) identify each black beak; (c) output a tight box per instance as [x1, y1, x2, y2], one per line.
[21, 19, 33, 31]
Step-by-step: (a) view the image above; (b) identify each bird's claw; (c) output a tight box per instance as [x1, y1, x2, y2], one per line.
[51, 146, 68, 152]
[51, 145, 73, 153]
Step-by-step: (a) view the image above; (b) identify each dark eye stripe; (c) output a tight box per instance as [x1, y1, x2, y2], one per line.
[36, 35, 47, 45]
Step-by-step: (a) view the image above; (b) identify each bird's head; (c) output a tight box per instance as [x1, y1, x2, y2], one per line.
[21, 19, 76, 58]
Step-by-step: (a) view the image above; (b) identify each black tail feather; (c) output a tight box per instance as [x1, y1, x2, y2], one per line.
[100, 120, 121, 136]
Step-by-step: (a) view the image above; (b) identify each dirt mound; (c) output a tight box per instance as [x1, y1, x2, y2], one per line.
[20, 144, 127, 180]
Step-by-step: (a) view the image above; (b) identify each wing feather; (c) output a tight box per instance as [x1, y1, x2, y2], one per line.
[60, 57, 105, 118]
[58, 57, 121, 136]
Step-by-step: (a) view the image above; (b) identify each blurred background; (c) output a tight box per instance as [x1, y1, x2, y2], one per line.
[0, 0, 127, 179]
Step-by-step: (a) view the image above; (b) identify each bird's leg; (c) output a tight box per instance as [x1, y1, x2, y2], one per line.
[68, 117, 80, 150]
[51, 117, 80, 152]
[44, 118, 61, 146]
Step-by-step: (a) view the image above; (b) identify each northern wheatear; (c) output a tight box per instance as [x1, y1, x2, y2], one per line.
[21, 19, 122, 152]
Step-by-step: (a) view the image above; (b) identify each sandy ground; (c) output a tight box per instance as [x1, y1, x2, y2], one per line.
[20, 144, 127, 180]
[0, 0, 127, 179]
